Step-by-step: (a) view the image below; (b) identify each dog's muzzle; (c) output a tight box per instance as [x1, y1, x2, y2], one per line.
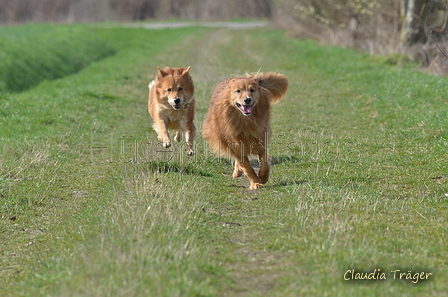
[236, 102, 253, 116]
[173, 98, 182, 110]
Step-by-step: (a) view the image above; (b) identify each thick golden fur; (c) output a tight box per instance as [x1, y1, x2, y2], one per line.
[202, 72, 288, 189]
[148, 66, 196, 155]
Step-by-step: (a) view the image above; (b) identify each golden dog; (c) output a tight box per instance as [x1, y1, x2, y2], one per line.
[202, 72, 288, 189]
[148, 66, 196, 156]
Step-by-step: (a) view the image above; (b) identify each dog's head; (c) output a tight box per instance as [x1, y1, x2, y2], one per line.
[228, 78, 260, 116]
[153, 66, 193, 110]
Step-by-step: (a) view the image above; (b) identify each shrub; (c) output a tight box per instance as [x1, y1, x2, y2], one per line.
[273, 0, 402, 54]
[273, 0, 448, 74]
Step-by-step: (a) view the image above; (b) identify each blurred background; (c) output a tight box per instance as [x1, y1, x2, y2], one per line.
[0, 0, 447, 74]
[0, 0, 272, 22]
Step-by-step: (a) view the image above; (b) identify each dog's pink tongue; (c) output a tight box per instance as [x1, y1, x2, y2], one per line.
[243, 105, 252, 114]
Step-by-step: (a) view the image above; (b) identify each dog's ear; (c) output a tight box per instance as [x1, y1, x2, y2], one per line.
[181, 66, 191, 75]
[156, 67, 169, 79]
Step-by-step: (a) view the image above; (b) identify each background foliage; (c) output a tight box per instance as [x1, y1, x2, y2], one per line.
[0, 0, 446, 74]
[273, 0, 448, 74]
[0, 0, 272, 22]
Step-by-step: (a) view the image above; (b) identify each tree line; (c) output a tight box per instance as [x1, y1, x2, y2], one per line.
[0, 0, 271, 23]
[1, 0, 446, 73]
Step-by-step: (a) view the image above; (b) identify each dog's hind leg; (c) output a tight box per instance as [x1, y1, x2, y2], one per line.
[258, 152, 270, 184]
[174, 131, 182, 142]
[232, 161, 243, 178]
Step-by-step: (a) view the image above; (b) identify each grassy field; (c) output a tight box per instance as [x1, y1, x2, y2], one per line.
[0, 24, 115, 93]
[0, 23, 447, 296]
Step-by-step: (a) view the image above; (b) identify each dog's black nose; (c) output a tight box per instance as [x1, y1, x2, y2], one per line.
[174, 98, 181, 104]
[244, 97, 251, 104]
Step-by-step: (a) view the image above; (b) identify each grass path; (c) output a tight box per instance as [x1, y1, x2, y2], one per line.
[1, 24, 447, 296]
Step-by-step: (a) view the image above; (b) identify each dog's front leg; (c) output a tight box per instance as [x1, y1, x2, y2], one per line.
[238, 156, 262, 190]
[153, 117, 171, 148]
[184, 111, 196, 156]
[184, 127, 195, 156]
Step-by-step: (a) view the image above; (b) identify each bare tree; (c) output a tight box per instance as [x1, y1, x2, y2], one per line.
[401, 0, 448, 47]
[401, 0, 429, 46]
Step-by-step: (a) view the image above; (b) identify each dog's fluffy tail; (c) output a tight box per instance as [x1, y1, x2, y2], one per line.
[254, 72, 289, 104]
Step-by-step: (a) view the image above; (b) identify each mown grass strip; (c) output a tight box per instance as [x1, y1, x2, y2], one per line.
[0, 24, 447, 297]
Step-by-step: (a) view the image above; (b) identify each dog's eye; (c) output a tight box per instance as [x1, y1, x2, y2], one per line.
[250, 89, 255, 93]
[236, 90, 241, 93]
[178, 87, 183, 91]
[167, 88, 172, 92]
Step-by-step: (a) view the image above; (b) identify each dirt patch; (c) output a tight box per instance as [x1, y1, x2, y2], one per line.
[120, 21, 268, 30]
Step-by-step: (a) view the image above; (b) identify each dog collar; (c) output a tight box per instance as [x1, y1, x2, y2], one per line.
[183, 98, 194, 109]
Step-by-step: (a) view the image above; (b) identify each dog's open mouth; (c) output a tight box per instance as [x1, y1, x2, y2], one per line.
[236, 103, 253, 116]
[173, 104, 182, 110]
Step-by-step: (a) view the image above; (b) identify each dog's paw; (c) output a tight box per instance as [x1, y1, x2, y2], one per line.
[186, 150, 194, 156]
[249, 183, 262, 190]
[163, 141, 171, 148]
[232, 170, 243, 178]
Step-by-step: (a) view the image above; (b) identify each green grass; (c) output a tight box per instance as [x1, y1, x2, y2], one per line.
[0, 24, 115, 92]
[0, 23, 447, 297]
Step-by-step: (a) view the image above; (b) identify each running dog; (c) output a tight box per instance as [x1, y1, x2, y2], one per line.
[202, 72, 288, 189]
[148, 66, 196, 156]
